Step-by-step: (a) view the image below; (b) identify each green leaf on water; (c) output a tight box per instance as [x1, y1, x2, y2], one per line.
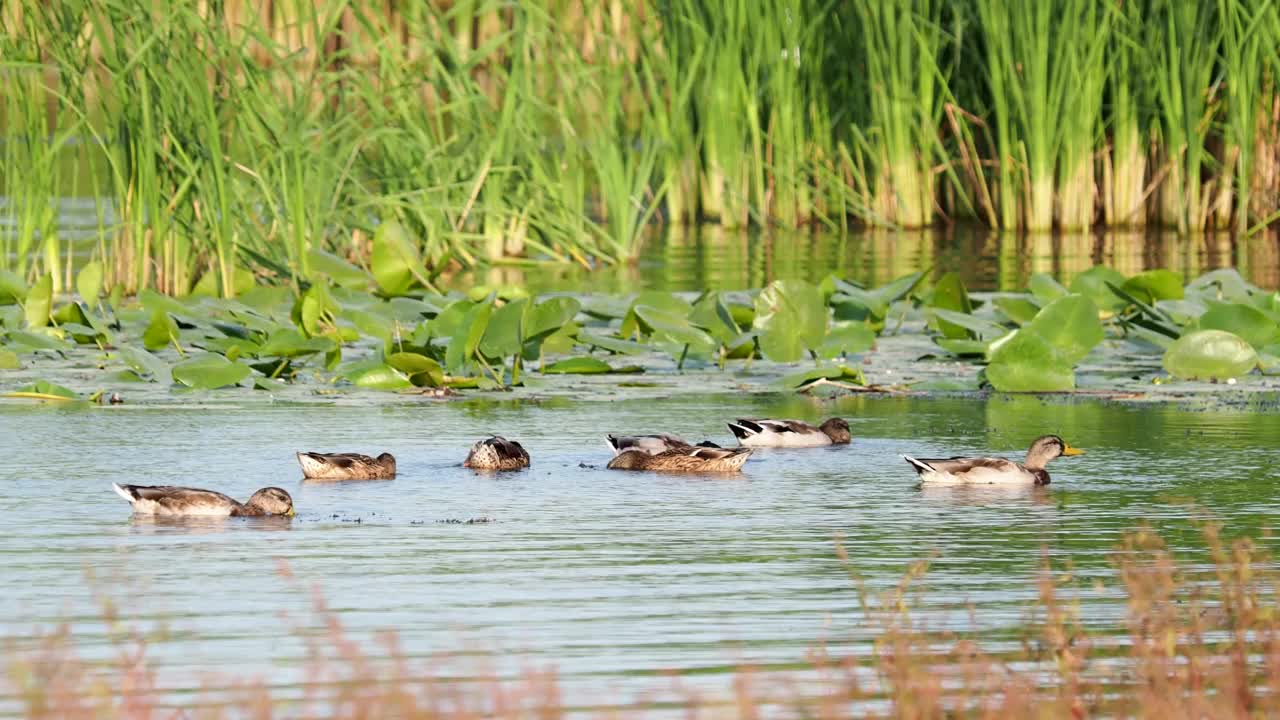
[622, 292, 692, 338]
[445, 297, 493, 373]
[934, 338, 990, 357]
[985, 330, 1076, 392]
[927, 308, 1007, 340]
[576, 332, 649, 355]
[1163, 329, 1259, 380]
[754, 280, 827, 362]
[387, 352, 444, 387]
[1028, 273, 1069, 304]
[293, 283, 339, 337]
[0, 269, 26, 304]
[171, 354, 252, 389]
[525, 297, 580, 347]
[76, 261, 104, 308]
[10, 379, 79, 400]
[3, 329, 72, 352]
[24, 274, 52, 328]
[371, 220, 420, 296]
[817, 323, 876, 358]
[480, 298, 528, 358]
[927, 272, 974, 339]
[307, 248, 368, 289]
[1069, 266, 1127, 312]
[542, 357, 643, 374]
[635, 304, 718, 355]
[993, 296, 1041, 325]
[1121, 270, 1183, 304]
[0, 349, 19, 369]
[340, 359, 413, 390]
[1196, 302, 1279, 350]
[1022, 294, 1104, 364]
[777, 364, 866, 389]
[258, 329, 337, 358]
[143, 309, 179, 351]
[118, 345, 170, 381]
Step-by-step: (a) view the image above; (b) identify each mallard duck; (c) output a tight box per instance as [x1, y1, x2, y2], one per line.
[606, 434, 722, 455]
[464, 436, 530, 470]
[296, 451, 396, 480]
[112, 483, 294, 517]
[902, 435, 1084, 486]
[606, 445, 752, 473]
[727, 417, 851, 447]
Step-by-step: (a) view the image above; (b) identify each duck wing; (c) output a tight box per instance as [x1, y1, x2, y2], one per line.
[113, 484, 240, 514]
[910, 456, 1020, 473]
[607, 434, 691, 455]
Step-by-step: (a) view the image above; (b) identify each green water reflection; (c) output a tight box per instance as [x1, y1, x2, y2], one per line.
[459, 225, 1280, 294]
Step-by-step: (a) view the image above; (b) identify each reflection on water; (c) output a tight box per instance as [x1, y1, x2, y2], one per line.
[460, 225, 1280, 294]
[1, 394, 1279, 708]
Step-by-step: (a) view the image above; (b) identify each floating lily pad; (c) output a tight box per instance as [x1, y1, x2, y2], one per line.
[371, 220, 420, 296]
[77, 261, 104, 308]
[0, 350, 20, 369]
[341, 359, 413, 390]
[24, 274, 52, 328]
[307, 248, 368, 289]
[1196, 302, 1278, 350]
[479, 298, 529, 359]
[1028, 273, 1068, 304]
[542, 357, 643, 374]
[817, 323, 876, 358]
[387, 352, 444, 387]
[143, 309, 180, 351]
[9, 379, 79, 401]
[1163, 329, 1258, 380]
[118, 345, 170, 381]
[171, 354, 253, 389]
[445, 298, 493, 373]
[577, 332, 648, 355]
[0, 270, 25, 304]
[1121, 270, 1183, 304]
[985, 330, 1076, 392]
[777, 364, 866, 389]
[927, 272, 974, 339]
[993, 296, 1041, 325]
[1022, 294, 1104, 364]
[258, 329, 337, 358]
[754, 280, 827, 362]
[1069, 266, 1126, 312]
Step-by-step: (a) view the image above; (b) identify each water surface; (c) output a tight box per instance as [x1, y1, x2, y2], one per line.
[2, 393, 1277, 711]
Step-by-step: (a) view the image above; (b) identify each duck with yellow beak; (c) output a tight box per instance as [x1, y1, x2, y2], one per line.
[902, 435, 1084, 486]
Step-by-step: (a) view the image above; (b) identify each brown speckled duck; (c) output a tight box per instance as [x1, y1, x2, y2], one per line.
[902, 435, 1084, 486]
[296, 451, 397, 480]
[606, 445, 752, 473]
[464, 436, 530, 471]
[112, 483, 294, 517]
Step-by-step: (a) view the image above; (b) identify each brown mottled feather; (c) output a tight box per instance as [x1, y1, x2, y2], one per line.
[607, 446, 752, 473]
[464, 436, 531, 470]
[297, 452, 396, 480]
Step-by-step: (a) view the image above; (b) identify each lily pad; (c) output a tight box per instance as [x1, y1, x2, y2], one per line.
[985, 330, 1076, 392]
[77, 261, 104, 308]
[24, 274, 52, 328]
[387, 352, 445, 387]
[927, 272, 974, 339]
[118, 345, 170, 381]
[171, 354, 252, 389]
[754, 280, 827, 362]
[542, 357, 642, 374]
[1028, 273, 1069, 304]
[817, 323, 876, 358]
[577, 332, 649, 355]
[993, 296, 1041, 325]
[1196, 302, 1278, 350]
[0, 270, 25, 304]
[635, 304, 718, 355]
[1069, 266, 1126, 312]
[307, 248, 368, 289]
[777, 364, 866, 389]
[1022, 294, 1104, 364]
[370, 220, 420, 296]
[0, 349, 18, 369]
[143, 310, 180, 351]
[1163, 329, 1258, 380]
[445, 298, 493, 373]
[258, 329, 337, 358]
[9, 380, 79, 400]
[1121, 270, 1183, 304]
[479, 298, 529, 359]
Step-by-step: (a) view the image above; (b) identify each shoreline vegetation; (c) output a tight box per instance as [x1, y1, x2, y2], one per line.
[8, 524, 1280, 718]
[2, 1, 1280, 297]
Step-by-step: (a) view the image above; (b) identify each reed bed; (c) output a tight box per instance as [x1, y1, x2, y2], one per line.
[1, 0, 1278, 295]
[7, 524, 1280, 718]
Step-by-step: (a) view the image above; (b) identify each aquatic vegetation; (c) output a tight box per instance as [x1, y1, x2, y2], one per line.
[1, 262, 1277, 398]
[3, 1, 1280, 297]
[7, 524, 1280, 717]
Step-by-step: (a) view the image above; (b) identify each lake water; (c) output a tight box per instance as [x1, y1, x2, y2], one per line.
[2, 391, 1278, 712]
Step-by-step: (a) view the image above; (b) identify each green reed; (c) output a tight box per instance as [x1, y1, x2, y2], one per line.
[3, 0, 1280, 298]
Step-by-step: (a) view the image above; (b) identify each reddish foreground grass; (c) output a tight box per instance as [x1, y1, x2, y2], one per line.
[7, 524, 1279, 719]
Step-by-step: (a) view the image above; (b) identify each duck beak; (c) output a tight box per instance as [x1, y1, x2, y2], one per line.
[1062, 444, 1084, 456]
[287, 508, 296, 517]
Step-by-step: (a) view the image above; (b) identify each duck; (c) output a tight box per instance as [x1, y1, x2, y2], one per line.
[112, 483, 294, 517]
[606, 434, 723, 455]
[727, 417, 851, 447]
[464, 436, 530, 470]
[296, 451, 397, 480]
[902, 435, 1084, 486]
[606, 445, 752, 473]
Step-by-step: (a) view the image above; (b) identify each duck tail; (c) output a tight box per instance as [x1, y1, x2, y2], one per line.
[606, 434, 622, 453]
[902, 455, 933, 475]
[727, 422, 753, 441]
[112, 482, 136, 502]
